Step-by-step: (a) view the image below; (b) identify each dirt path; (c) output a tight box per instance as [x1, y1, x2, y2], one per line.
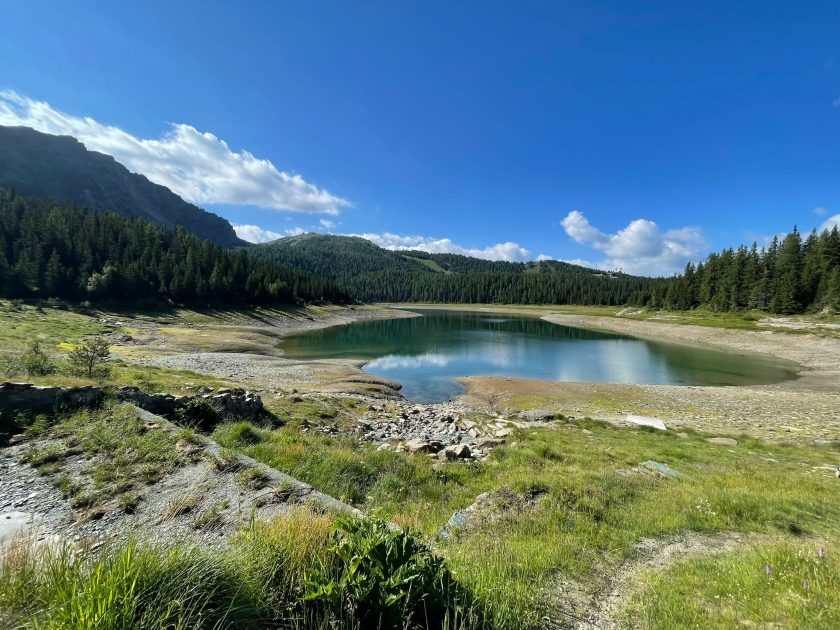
[550, 532, 745, 629]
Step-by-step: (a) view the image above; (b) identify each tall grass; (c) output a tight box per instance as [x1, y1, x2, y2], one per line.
[0, 539, 264, 629]
[0, 507, 486, 630]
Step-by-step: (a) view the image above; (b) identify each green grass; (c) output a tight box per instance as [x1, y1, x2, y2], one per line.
[213, 422, 433, 505]
[0, 506, 482, 629]
[625, 539, 840, 628]
[216, 414, 840, 627]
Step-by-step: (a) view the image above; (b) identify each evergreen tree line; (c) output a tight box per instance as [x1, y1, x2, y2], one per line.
[661, 226, 840, 314]
[0, 189, 350, 305]
[251, 234, 662, 305]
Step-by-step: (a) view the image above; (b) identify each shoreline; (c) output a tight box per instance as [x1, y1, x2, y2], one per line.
[455, 310, 840, 441]
[123, 303, 840, 441]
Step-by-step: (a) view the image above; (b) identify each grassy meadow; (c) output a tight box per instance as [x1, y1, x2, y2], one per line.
[213, 407, 840, 628]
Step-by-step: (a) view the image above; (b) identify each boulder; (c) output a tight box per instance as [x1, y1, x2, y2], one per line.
[405, 439, 444, 454]
[518, 409, 556, 422]
[476, 438, 506, 450]
[626, 414, 668, 430]
[640, 460, 681, 479]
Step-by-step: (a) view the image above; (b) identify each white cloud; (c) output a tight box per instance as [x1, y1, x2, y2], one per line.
[233, 224, 305, 243]
[820, 214, 840, 232]
[350, 232, 534, 262]
[0, 90, 350, 215]
[233, 224, 283, 243]
[560, 210, 706, 276]
[319, 219, 336, 230]
[815, 206, 828, 216]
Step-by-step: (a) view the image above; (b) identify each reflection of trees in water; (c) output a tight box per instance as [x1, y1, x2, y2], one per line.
[282, 310, 796, 387]
[282, 311, 624, 358]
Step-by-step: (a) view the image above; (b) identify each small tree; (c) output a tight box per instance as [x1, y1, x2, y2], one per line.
[68, 337, 111, 377]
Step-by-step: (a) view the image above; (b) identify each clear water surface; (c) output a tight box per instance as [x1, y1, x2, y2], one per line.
[279, 309, 798, 403]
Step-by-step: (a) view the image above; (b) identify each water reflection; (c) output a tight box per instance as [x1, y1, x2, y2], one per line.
[280, 309, 798, 403]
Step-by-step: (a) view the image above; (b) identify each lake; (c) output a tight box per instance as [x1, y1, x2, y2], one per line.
[279, 309, 799, 403]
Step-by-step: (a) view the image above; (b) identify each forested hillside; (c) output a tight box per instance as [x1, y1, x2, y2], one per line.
[0, 189, 349, 305]
[0, 126, 243, 247]
[662, 227, 840, 314]
[252, 233, 662, 305]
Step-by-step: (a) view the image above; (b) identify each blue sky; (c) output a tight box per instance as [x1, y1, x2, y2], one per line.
[1, 0, 839, 275]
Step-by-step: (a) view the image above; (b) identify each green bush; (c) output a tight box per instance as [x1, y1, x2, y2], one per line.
[176, 398, 223, 430]
[304, 517, 478, 629]
[5, 340, 57, 377]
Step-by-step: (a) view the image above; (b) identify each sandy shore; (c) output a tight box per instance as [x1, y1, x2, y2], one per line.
[460, 312, 840, 442]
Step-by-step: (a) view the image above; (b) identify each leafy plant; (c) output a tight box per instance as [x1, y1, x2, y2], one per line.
[304, 517, 465, 629]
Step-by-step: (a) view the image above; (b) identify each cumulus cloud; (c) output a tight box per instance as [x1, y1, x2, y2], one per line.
[350, 232, 536, 262]
[821, 214, 840, 232]
[234, 224, 304, 243]
[0, 90, 350, 214]
[560, 210, 706, 276]
[319, 219, 336, 230]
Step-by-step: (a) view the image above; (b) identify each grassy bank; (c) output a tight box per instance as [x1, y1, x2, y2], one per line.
[215, 409, 840, 627]
[1, 506, 486, 629]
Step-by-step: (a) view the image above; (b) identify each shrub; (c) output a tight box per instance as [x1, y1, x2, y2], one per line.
[304, 517, 473, 629]
[176, 398, 223, 430]
[5, 340, 57, 377]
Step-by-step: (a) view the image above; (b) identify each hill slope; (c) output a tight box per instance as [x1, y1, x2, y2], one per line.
[252, 233, 662, 304]
[0, 126, 243, 247]
[0, 189, 349, 304]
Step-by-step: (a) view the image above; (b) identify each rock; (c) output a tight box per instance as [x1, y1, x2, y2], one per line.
[640, 460, 681, 479]
[495, 428, 513, 438]
[476, 438, 506, 450]
[518, 409, 556, 422]
[706, 437, 738, 446]
[626, 415, 668, 430]
[405, 439, 443, 454]
[437, 444, 471, 461]
[437, 448, 458, 461]
[376, 443, 392, 451]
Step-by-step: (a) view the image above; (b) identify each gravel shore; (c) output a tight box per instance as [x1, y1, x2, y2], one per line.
[459, 313, 840, 442]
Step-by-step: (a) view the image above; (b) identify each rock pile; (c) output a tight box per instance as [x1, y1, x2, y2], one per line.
[352, 402, 521, 462]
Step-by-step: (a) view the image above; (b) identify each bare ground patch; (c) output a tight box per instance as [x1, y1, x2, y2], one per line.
[549, 532, 747, 629]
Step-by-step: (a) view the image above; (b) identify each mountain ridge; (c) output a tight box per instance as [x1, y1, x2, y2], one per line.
[0, 126, 244, 247]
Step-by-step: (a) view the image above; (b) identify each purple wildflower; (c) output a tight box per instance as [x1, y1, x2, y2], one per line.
[765, 564, 773, 577]
[818, 547, 826, 558]
[803, 580, 810, 591]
